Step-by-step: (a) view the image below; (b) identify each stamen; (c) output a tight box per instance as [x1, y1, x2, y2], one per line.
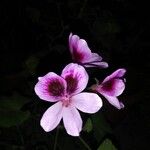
[62, 96, 71, 107]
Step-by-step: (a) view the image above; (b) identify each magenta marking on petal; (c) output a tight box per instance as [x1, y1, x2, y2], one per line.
[65, 75, 78, 94]
[72, 50, 84, 62]
[100, 78, 125, 97]
[101, 79, 115, 91]
[62, 97, 72, 107]
[48, 79, 65, 97]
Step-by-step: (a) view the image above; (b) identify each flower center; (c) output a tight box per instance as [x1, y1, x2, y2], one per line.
[61, 95, 71, 107]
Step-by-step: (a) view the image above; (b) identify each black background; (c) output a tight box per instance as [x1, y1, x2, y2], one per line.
[0, 0, 150, 150]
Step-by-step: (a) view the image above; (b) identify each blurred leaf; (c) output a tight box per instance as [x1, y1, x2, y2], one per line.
[0, 110, 30, 128]
[0, 93, 30, 127]
[12, 145, 25, 150]
[35, 145, 48, 150]
[68, 0, 81, 17]
[0, 93, 30, 111]
[93, 20, 120, 36]
[59, 135, 84, 150]
[83, 118, 93, 133]
[92, 113, 112, 142]
[25, 56, 39, 75]
[26, 7, 41, 23]
[91, 12, 120, 49]
[97, 139, 117, 150]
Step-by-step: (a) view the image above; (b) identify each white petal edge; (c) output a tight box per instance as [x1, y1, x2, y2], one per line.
[83, 53, 102, 63]
[63, 106, 82, 136]
[76, 39, 92, 62]
[84, 62, 108, 68]
[113, 79, 125, 96]
[69, 33, 80, 54]
[40, 101, 63, 132]
[102, 94, 124, 109]
[71, 92, 103, 113]
[103, 68, 126, 83]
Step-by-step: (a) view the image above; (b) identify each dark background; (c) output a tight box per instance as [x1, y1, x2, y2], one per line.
[0, 0, 150, 150]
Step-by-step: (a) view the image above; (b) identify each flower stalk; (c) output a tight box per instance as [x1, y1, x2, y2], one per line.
[79, 136, 92, 150]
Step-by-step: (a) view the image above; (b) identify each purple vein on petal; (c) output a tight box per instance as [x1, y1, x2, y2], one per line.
[48, 79, 65, 97]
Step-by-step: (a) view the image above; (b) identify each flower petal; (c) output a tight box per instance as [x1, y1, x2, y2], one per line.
[83, 53, 102, 62]
[69, 33, 80, 55]
[76, 39, 92, 61]
[69, 33, 92, 63]
[61, 63, 89, 95]
[84, 61, 108, 68]
[71, 92, 102, 113]
[69, 34, 108, 68]
[83, 53, 108, 68]
[35, 72, 66, 102]
[99, 79, 125, 97]
[102, 94, 124, 109]
[63, 106, 82, 136]
[103, 68, 126, 83]
[40, 101, 63, 132]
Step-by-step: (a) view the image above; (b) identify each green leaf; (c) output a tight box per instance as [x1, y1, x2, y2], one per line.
[0, 93, 30, 127]
[12, 145, 25, 150]
[0, 93, 30, 111]
[83, 118, 93, 133]
[59, 136, 85, 150]
[92, 113, 112, 142]
[97, 139, 117, 150]
[0, 110, 30, 128]
[25, 56, 39, 75]
[92, 19, 120, 36]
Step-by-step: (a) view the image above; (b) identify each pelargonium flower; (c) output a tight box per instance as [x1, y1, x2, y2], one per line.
[35, 63, 102, 136]
[91, 69, 126, 109]
[69, 33, 108, 68]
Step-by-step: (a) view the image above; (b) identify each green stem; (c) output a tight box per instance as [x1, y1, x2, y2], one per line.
[53, 127, 59, 150]
[16, 126, 25, 146]
[78, 136, 92, 150]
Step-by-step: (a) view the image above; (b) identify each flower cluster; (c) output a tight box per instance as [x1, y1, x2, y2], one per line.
[34, 33, 126, 136]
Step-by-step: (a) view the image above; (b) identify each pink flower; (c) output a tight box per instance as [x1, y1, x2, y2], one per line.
[69, 33, 108, 68]
[35, 63, 102, 136]
[92, 69, 126, 109]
